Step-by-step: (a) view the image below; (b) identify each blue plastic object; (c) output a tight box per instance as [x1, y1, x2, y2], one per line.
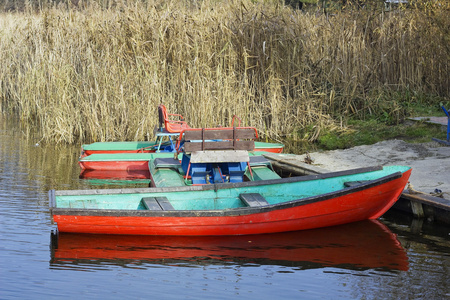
[155, 130, 180, 153]
[432, 105, 450, 146]
[442, 106, 449, 142]
[181, 154, 247, 184]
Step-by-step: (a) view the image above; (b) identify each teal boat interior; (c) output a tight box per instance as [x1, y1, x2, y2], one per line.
[82, 141, 158, 151]
[53, 165, 411, 211]
[80, 152, 179, 162]
[82, 140, 283, 153]
[149, 151, 280, 187]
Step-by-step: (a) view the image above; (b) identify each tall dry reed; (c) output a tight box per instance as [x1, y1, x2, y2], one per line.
[0, 0, 448, 144]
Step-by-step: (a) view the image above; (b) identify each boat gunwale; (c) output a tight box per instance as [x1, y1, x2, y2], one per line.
[81, 141, 284, 154]
[79, 153, 178, 162]
[49, 167, 408, 218]
[55, 166, 386, 196]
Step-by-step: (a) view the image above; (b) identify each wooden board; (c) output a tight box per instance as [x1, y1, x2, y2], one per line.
[190, 150, 249, 163]
[239, 193, 270, 207]
[184, 128, 256, 140]
[141, 197, 174, 210]
[184, 140, 255, 152]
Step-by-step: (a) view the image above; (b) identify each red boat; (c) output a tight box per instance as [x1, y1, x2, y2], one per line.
[78, 152, 177, 171]
[79, 169, 151, 180]
[49, 166, 412, 236]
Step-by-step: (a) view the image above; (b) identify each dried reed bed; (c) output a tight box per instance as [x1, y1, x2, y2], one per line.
[0, 0, 448, 144]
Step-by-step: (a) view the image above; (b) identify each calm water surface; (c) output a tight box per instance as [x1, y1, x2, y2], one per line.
[1, 115, 449, 299]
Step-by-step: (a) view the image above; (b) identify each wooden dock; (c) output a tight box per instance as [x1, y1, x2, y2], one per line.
[394, 191, 450, 224]
[263, 153, 450, 225]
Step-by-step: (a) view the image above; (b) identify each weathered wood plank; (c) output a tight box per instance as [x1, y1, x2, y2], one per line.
[344, 181, 370, 187]
[141, 197, 174, 210]
[184, 128, 256, 140]
[142, 197, 163, 210]
[190, 150, 249, 163]
[262, 153, 329, 175]
[153, 157, 181, 168]
[239, 193, 269, 207]
[184, 140, 254, 152]
[156, 197, 175, 210]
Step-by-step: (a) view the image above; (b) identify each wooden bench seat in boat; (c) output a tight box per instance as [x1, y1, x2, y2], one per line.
[141, 197, 175, 210]
[248, 156, 271, 166]
[153, 157, 182, 168]
[344, 180, 371, 187]
[176, 126, 260, 184]
[239, 193, 269, 207]
[183, 127, 257, 152]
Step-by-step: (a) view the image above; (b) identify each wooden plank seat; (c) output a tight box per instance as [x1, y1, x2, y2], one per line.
[141, 197, 174, 210]
[190, 150, 249, 163]
[182, 127, 258, 152]
[344, 180, 370, 187]
[239, 193, 270, 207]
[158, 104, 190, 133]
[249, 156, 271, 166]
[153, 157, 182, 168]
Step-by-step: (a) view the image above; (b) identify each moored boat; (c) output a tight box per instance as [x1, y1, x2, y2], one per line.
[78, 150, 276, 172]
[49, 165, 411, 235]
[79, 123, 283, 173]
[81, 140, 284, 156]
[79, 152, 179, 171]
[80, 105, 284, 157]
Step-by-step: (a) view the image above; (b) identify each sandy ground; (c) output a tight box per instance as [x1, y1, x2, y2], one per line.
[287, 140, 450, 199]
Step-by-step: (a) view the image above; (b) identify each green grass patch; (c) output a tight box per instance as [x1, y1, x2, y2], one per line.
[316, 119, 447, 150]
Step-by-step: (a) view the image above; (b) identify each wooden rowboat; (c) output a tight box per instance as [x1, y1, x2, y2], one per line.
[54, 126, 412, 236]
[81, 140, 284, 157]
[79, 152, 178, 171]
[80, 105, 283, 157]
[49, 165, 411, 236]
[78, 126, 282, 172]
[78, 151, 273, 172]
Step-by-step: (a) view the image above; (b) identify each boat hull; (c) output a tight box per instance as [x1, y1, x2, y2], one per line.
[51, 167, 411, 236]
[78, 153, 178, 171]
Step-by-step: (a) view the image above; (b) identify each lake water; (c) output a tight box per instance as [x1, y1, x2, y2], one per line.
[1, 115, 449, 299]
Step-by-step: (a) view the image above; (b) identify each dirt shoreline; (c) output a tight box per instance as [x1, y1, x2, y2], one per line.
[294, 140, 450, 200]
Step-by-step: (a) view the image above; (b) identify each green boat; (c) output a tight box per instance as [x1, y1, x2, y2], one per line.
[81, 140, 284, 156]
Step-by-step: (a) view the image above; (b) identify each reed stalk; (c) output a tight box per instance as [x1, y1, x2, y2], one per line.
[0, 0, 448, 144]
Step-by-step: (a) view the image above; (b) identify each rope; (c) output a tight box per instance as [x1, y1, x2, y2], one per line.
[406, 182, 445, 198]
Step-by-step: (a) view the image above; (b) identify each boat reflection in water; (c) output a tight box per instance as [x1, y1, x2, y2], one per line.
[50, 220, 408, 271]
[79, 169, 151, 187]
[79, 169, 151, 180]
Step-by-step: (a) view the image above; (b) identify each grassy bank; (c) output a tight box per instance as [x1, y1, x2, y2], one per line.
[0, 0, 448, 148]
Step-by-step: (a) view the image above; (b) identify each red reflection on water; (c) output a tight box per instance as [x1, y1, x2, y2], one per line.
[51, 220, 408, 271]
[79, 169, 150, 180]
